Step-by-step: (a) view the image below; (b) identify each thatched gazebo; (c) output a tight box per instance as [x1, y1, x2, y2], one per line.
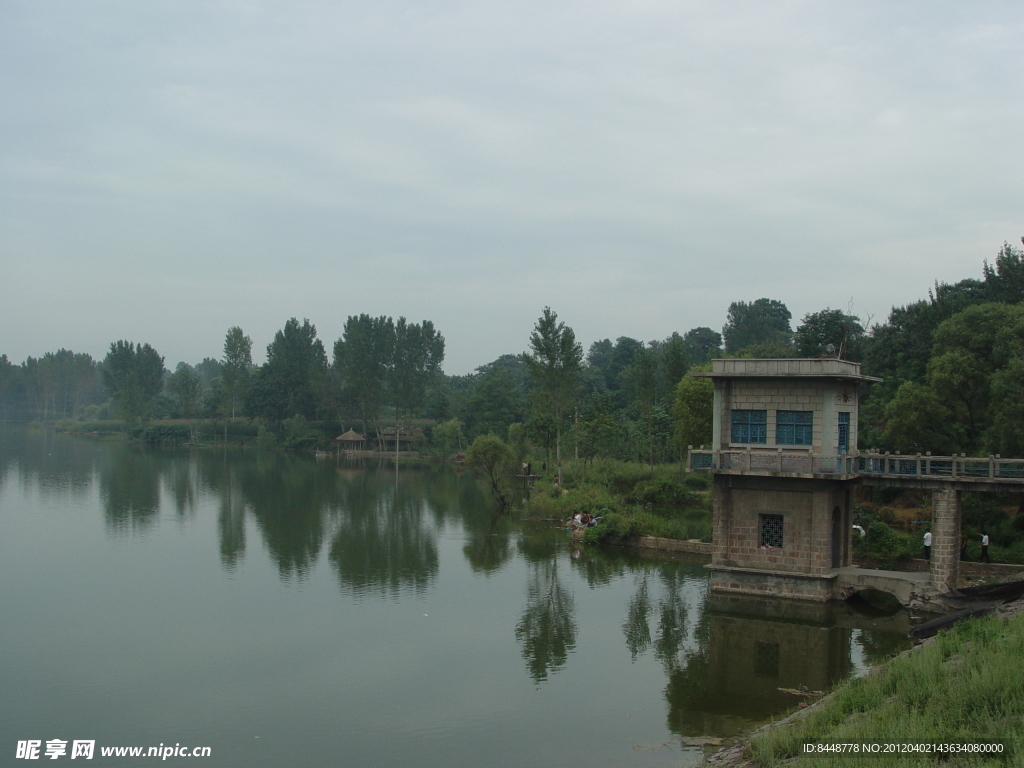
[334, 429, 366, 452]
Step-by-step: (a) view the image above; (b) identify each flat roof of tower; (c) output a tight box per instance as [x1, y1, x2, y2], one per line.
[689, 358, 882, 382]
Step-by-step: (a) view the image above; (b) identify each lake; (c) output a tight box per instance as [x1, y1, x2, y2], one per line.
[0, 429, 913, 767]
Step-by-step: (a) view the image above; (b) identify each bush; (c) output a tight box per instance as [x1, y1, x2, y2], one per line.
[856, 521, 917, 566]
[682, 473, 710, 491]
[256, 425, 277, 449]
[624, 478, 694, 506]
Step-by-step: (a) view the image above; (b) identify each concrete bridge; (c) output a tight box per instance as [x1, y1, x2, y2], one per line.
[686, 358, 1024, 606]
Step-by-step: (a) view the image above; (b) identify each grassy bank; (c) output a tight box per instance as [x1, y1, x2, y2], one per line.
[746, 611, 1024, 767]
[524, 458, 713, 542]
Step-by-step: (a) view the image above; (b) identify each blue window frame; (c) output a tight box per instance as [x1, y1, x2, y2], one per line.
[731, 409, 767, 444]
[776, 410, 812, 446]
[837, 412, 850, 454]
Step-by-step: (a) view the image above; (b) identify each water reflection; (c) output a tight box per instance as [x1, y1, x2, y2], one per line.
[238, 453, 333, 579]
[329, 468, 439, 598]
[0, 426, 97, 499]
[3, 430, 917, 750]
[98, 445, 161, 534]
[662, 594, 912, 738]
[515, 559, 578, 683]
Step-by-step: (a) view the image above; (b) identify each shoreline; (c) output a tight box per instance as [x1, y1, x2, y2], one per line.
[702, 589, 1024, 767]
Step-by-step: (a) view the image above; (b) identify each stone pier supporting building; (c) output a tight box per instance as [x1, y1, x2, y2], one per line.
[929, 489, 961, 591]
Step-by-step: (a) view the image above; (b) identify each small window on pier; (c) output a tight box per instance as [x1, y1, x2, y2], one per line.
[776, 410, 812, 446]
[759, 513, 784, 549]
[755, 641, 780, 677]
[731, 409, 767, 444]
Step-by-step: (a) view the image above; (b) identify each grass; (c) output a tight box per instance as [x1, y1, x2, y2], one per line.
[748, 612, 1024, 767]
[524, 457, 713, 542]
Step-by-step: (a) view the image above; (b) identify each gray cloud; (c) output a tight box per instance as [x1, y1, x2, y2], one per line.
[2, 0, 1022, 372]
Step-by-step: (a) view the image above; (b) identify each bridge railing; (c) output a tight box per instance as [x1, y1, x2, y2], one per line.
[687, 449, 1024, 481]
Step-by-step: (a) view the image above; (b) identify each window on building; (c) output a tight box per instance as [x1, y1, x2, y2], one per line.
[776, 410, 812, 446]
[754, 641, 780, 677]
[837, 412, 850, 454]
[759, 513, 784, 549]
[731, 409, 767, 444]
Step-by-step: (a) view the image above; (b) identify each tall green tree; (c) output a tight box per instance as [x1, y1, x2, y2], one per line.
[682, 327, 722, 365]
[22, 350, 94, 420]
[522, 308, 583, 484]
[167, 363, 202, 419]
[795, 309, 864, 359]
[334, 314, 395, 441]
[628, 345, 658, 470]
[221, 326, 252, 418]
[722, 298, 792, 353]
[0, 354, 23, 422]
[659, 332, 689, 395]
[672, 367, 713, 457]
[391, 317, 445, 418]
[249, 318, 328, 423]
[101, 341, 166, 425]
[463, 367, 526, 439]
[880, 302, 1024, 455]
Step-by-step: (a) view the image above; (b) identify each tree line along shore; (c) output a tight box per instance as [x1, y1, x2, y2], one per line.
[4, 240, 1024, 555]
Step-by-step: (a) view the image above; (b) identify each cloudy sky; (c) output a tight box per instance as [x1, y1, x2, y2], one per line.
[2, 1, 1022, 374]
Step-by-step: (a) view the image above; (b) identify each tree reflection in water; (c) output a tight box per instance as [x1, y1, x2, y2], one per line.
[163, 453, 198, 519]
[515, 533, 578, 683]
[620, 566, 699, 671]
[98, 444, 161, 534]
[623, 576, 652, 659]
[237, 452, 334, 580]
[328, 467, 439, 598]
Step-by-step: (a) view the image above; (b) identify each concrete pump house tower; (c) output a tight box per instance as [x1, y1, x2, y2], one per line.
[691, 358, 879, 601]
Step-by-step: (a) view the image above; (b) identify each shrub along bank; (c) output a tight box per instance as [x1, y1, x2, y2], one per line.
[525, 458, 712, 542]
[746, 610, 1024, 767]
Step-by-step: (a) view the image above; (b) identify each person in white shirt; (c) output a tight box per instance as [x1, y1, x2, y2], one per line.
[923, 530, 932, 560]
[980, 532, 990, 563]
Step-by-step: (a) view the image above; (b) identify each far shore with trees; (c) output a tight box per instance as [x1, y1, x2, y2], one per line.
[4, 239, 1024, 559]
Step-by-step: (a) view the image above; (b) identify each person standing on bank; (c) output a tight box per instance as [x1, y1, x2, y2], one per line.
[923, 530, 932, 560]
[981, 532, 990, 563]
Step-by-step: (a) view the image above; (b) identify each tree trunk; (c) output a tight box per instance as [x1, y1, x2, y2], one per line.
[556, 421, 562, 485]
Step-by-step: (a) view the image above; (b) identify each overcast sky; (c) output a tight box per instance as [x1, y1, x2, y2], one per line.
[2, 1, 1022, 374]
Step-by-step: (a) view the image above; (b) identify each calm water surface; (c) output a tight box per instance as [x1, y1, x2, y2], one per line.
[0, 430, 913, 767]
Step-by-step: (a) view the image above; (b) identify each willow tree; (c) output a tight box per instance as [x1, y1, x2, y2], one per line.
[522, 308, 582, 485]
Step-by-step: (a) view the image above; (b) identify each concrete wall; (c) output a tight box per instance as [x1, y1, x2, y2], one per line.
[709, 568, 838, 601]
[713, 476, 852, 576]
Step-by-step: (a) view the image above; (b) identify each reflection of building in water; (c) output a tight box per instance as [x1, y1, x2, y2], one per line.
[664, 594, 856, 738]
